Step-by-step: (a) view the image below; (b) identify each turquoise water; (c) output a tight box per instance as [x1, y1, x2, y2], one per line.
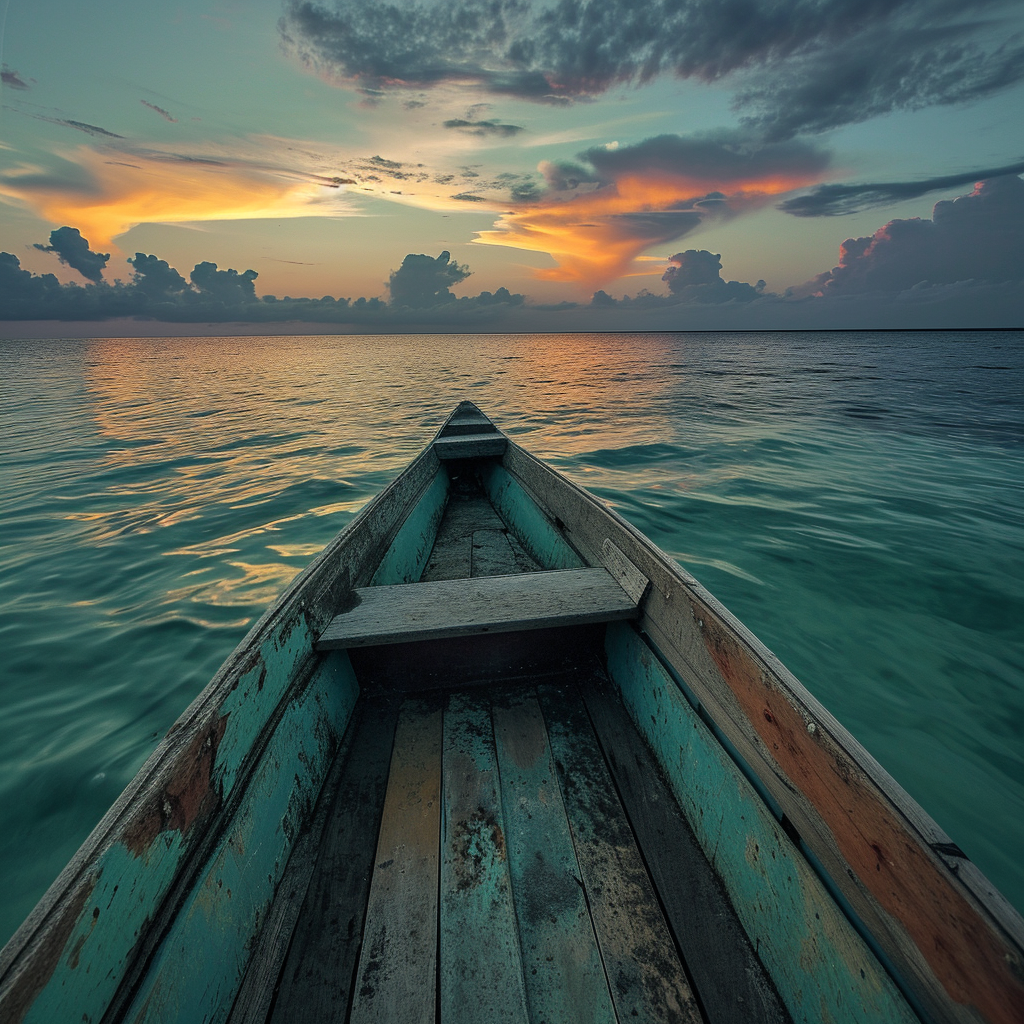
[0, 330, 1021, 947]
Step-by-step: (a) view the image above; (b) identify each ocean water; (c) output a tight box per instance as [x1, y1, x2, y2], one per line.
[0, 330, 1021, 947]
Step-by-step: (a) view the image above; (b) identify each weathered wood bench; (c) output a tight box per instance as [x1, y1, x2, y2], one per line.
[316, 568, 639, 649]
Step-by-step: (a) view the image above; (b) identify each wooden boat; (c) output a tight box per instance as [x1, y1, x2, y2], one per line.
[1, 401, 1022, 1024]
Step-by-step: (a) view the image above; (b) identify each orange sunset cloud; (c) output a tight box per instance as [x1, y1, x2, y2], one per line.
[0, 147, 349, 249]
[476, 168, 822, 290]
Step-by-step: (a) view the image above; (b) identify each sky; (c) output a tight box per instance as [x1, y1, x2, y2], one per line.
[0, 0, 1022, 330]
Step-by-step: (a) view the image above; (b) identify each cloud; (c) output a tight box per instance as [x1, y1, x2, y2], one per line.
[35, 116, 125, 139]
[190, 262, 260, 304]
[476, 130, 830, 288]
[779, 160, 1024, 216]
[281, 0, 1024, 134]
[588, 249, 766, 307]
[443, 118, 524, 138]
[736, 19, 1024, 139]
[388, 250, 470, 306]
[1, 232, 525, 325]
[141, 100, 178, 123]
[1, 66, 30, 90]
[796, 174, 1024, 296]
[0, 146, 351, 247]
[33, 226, 110, 283]
[662, 249, 765, 302]
[128, 253, 190, 298]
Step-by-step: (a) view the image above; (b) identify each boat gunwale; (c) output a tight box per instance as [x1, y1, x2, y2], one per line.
[0, 437, 445, 1011]
[496, 432, 1024, 1024]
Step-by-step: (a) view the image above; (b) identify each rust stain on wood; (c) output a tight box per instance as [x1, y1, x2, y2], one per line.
[695, 599, 1024, 1024]
[123, 715, 229, 857]
[4, 875, 97, 1024]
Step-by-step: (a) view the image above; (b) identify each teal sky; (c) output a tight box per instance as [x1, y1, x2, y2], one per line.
[1, 0, 1022, 325]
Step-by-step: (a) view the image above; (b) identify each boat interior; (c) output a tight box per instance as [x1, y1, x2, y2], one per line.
[232, 465, 789, 1024]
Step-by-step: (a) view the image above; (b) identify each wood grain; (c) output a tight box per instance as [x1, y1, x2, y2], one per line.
[440, 692, 529, 1024]
[578, 669, 790, 1024]
[225, 696, 373, 1024]
[538, 682, 703, 1024]
[317, 568, 638, 650]
[265, 696, 399, 1024]
[349, 697, 442, 1024]
[492, 692, 616, 1024]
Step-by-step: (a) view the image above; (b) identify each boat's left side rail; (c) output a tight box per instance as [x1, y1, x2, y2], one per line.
[0, 446, 447, 1024]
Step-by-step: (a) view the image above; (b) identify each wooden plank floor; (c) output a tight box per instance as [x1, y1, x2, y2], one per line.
[233, 673, 790, 1024]
[420, 468, 539, 581]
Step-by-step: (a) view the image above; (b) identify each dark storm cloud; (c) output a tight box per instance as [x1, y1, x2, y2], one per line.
[661, 249, 765, 302]
[589, 249, 766, 307]
[33, 227, 110, 283]
[1, 66, 30, 90]
[576, 132, 831, 187]
[736, 21, 1024, 140]
[443, 118, 524, 137]
[141, 100, 178, 123]
[779, 160, 1024, 216]
[797, 174, 1024, 295]
[388, 250, 470, 306]
[281, 0, 1024, 133]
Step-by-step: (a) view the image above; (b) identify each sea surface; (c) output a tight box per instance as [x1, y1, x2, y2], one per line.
[0, 330, 1022, 947]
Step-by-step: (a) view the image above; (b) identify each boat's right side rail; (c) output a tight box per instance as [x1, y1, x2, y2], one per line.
[497, 440, 1024, 1024]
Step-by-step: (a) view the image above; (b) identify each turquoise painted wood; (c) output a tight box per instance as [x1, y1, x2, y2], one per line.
[479, 463, 583, 571]
[124, 652, 358, 1023]
[491, 692, 615, 1024]
[370, 466, 449, 585]
[440, 693, 529, 1024]
[17, 611, 336, 1024]
[604, 622, 920, 1024]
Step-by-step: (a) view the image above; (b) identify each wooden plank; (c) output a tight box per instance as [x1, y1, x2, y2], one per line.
[441, 692, 529, 1024]
[537, 682, 703, 1024]
[578, 668, 791, 1024]
[601, 538, 649, 605]
[435, 401, 495, 438]
[434, 434, 507, 460]
[439, 416, 497, 437]
[420, 489, 504, 582]
[604, 622, 919, 1024]
[317, 568, 638, 650]
[501, 439, 1024, 1024]
[349, 697, 442, 1024]
[226, 695, 379, 1024]
[0, 447, 442, 1024]
[265, 696, 399, 1024]
[491, 692, 616, 1024]
[470, 529, 521, 576]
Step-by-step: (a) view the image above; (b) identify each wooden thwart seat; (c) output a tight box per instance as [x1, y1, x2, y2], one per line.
[316, 568, 639, 650]
[433, 432, 507, 460]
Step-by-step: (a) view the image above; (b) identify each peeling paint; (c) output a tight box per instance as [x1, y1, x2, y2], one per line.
[695, 602, 1024, 1024]
[606, 622, 919, 1024]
